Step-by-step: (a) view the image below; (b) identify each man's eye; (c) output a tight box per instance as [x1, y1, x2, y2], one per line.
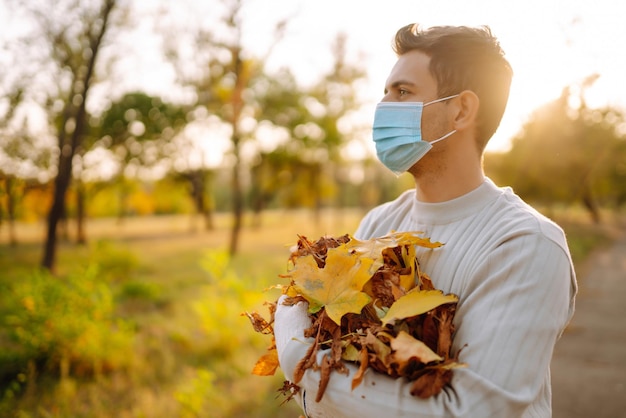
[399, 89, 409, 96]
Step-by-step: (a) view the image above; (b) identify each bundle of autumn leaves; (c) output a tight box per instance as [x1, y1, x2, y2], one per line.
[244, 231, 466, 403]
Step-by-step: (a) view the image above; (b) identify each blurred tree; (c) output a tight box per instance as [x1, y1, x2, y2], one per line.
[0, 87, 25, 246]
[303, 33, 367, 220]
[0, 82, 53, 245]
[162, 0, 289, 256]
[4, 0, 126, 271]
[177, 169, 216, 232]
[42, 0, 120, 270]
[249, 34, 366, 225]
[161, 0, 366, 254]
[246, 67, 307, 223]
[0, 175, 19, 246]
[607, 139, 626, 207]
[170, 130, 219, 231]
[249, 151, 283, 225]
[89, 91, 186, 231]
[487, 75, 626, 222]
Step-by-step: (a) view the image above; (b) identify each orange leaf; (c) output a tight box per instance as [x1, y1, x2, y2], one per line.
[252, 348, 279, 376]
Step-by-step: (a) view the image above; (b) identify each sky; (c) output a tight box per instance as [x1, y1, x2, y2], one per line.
[1, 0, 625, 156]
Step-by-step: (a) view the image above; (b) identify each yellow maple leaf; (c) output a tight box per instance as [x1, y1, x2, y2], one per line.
[380, 289, 458, 326]
[287, 244, 374, 325]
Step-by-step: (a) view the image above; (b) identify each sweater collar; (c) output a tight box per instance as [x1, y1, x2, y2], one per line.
[411, 178, 502, 225]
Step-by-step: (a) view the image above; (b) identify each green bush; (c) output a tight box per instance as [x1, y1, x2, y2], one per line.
[89, 240, 140, 282]
[120, 280, 162, 302]
[0, 265, 135, 394]
[194, 250, 275, 357]
[184, 250, 296, 417]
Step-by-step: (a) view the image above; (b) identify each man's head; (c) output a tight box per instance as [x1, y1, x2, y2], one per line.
[392, 24, 513, 152]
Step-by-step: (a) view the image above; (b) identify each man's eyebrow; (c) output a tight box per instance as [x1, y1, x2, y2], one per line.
[384, 80, 417, 94]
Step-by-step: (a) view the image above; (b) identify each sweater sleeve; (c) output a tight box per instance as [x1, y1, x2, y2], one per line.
[278, 232, 574, 417]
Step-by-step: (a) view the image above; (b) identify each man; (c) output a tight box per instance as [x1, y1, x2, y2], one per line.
[274, 23, 577, 417]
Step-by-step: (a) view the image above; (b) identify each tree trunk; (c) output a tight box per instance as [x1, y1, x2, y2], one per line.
[229, 135, 243, 256]
[312, 163, 322, 226]
[5, 177, 17, 246]
[582, 191, 601, 224]
[41, 0, 116, 271]
[188, 172, 201, 233]
[204, 198, 214, 231]
[228, 43, 245, 257]
[43, 150, 72, 270]
[204, 172, 215, 231]
[76, 181, 87, 244]
[116, 182, 127, 225]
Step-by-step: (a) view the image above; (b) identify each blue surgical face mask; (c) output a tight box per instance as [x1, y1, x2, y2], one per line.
[372, 95, 459, 175]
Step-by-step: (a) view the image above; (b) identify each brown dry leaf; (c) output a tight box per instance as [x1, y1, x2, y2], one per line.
[381, 289, 458, 326]
[360, 329, 393, 378]
[293, 335, 320, 384]
[436, 305, 456, 357]
[410, 367, 453, 399]
[287, 244, 374, 325]
[390, 331, 443, 367]
[419, 272, 436, 290]
[277, 380, 302, 404]
[421, 311, 439, 354]
[317, 354, 333, 402]
[242, 311, 273, 334]
[289, 234, 351, 267]
[347, 232, 443, 265]
[362, 268, 402, 308]
[351, 346, 370, 390]
[314, 313, 350, 401]
[252, 347, 280, 376]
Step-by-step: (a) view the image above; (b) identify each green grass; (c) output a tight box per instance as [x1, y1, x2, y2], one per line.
[0, 207, 620, 417]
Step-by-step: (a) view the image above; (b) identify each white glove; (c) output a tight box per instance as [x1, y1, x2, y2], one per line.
[273, 294, 314, 382]
[273, 295, 420, 417]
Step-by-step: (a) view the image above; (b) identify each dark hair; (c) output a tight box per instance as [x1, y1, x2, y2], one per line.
[393, 23, 513, 151]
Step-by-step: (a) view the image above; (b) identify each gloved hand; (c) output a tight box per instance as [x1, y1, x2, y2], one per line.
[273, 294, 313, 382]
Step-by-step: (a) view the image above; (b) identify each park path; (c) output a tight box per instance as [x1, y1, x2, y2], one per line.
[551, 229, 626, 418]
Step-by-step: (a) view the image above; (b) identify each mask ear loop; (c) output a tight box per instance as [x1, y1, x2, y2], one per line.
[429, 129, 457, 145]
[424, 94, 459, 145]
[424, 94, 460, 106]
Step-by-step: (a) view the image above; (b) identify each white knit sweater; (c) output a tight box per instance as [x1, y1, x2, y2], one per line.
[278, 178, 577, 418]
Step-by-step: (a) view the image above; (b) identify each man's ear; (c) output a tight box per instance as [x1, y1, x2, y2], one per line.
[451, 90, 479, 131]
